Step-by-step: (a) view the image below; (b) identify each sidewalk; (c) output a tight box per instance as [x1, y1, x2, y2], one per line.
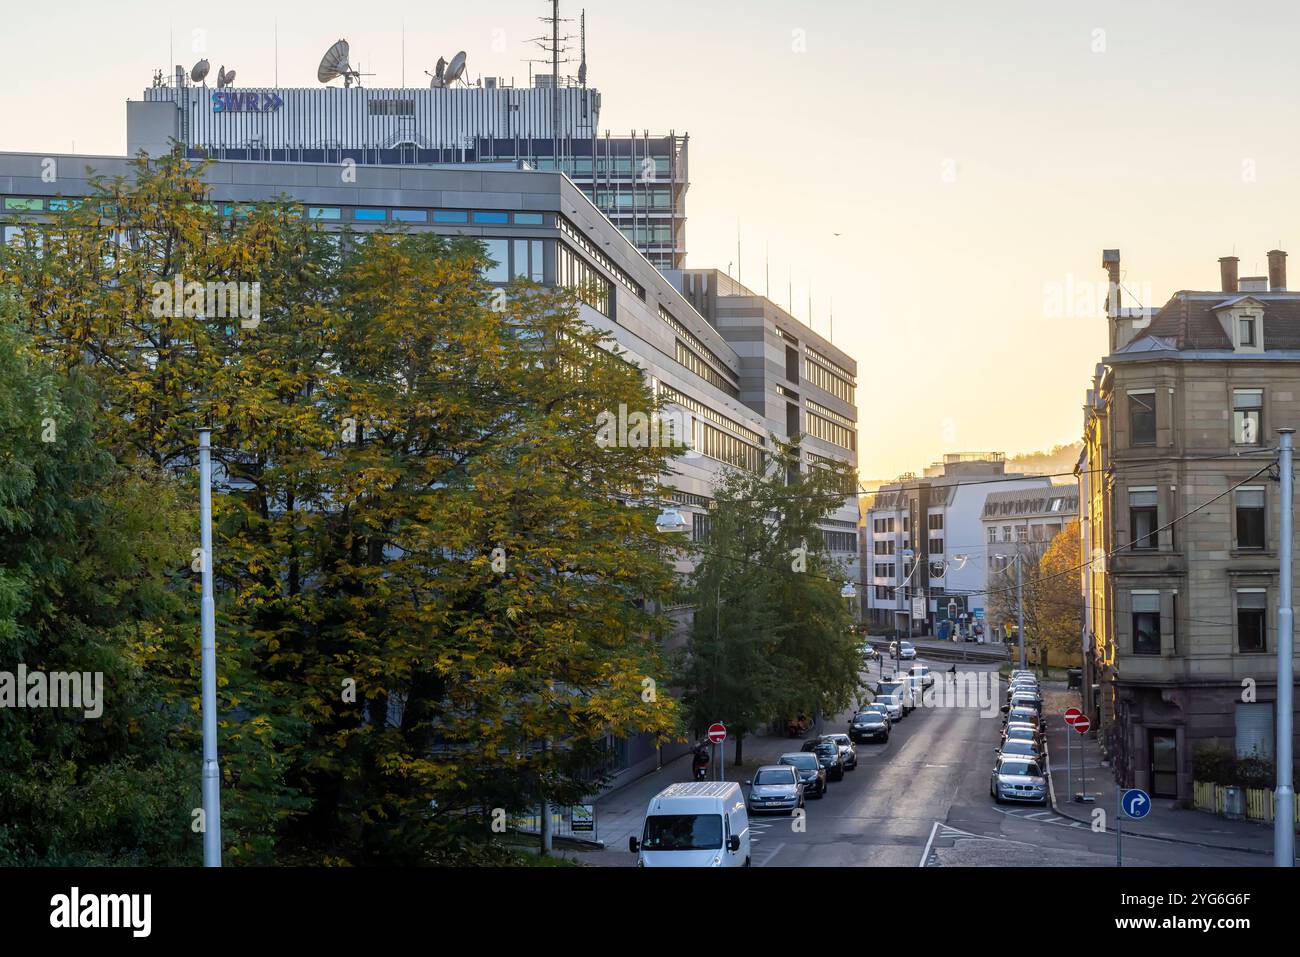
[1045, 715, 1285, 858]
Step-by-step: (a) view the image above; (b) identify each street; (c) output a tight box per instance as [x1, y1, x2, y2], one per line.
[587, 656, 1272, 867]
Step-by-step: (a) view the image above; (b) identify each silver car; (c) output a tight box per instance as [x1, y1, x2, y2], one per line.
[820, 733, 858, 770]
[990, 756, 1048, 806]
[746, 765, 805, 815]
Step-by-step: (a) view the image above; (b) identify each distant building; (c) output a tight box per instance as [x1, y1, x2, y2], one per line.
[1079, 246, 1300, 803]
[864, 454, 1050, 635]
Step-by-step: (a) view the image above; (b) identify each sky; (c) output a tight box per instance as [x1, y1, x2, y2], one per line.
[3, 0, 1299, 479]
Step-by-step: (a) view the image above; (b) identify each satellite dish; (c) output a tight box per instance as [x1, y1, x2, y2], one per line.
[577, 59, 587, 86]
[427, 55, 447, 88]
[444, 51, 467, 85]
[216, 66, 236, 88]
[191, 59, 210, 84]
[318, 38, 361, 87]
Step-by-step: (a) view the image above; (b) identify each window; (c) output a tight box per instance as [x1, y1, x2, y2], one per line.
[1234, 590, 1267, 652]
[557, 242, 613, 317]
[1016, 525, 1028, 543]
[482, 239, 509, 283]
[988, 527, 997, 544]
[1002, 526, 1011, 543]
[472, 211, 510, 224]
[353, 208, 386, 222]
[1129, 390, 1156, 445]
[928, 513, 944, 531]
[307, 206, 341, 220]
[928, 538, 943, 554]
[1132, 592, 1161, 655]
[691, 513, 711, 543]
[785, 346, 800, 384]
[1238, 316, 1257, 347]
[1129, 488, 1158, 550]
[514, 212, 545, 225]
[1233, 389, 1262, 445]
[392, 208, 428, 223]
[1236, 702, 1274, 759]
[1235, 487, 1266, 549]
[433, 210, 469, 224]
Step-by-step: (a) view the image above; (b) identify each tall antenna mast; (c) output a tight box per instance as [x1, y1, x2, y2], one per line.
[529, 1, 574, 170]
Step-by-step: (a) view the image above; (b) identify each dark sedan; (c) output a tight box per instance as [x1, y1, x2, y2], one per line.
[849, 710, 890, 743]
[812, 740, 845, 782]
[778, 751, 827, 798]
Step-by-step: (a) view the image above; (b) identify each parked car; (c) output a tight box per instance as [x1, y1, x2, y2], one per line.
[995, 739, 1044, 764]
[1002, 724, 1042, 746]
[861, 642, 880, 662]
[874, 691, 904, 721]
[745, 765, 805, 815]
[630, 781, 751, 866]
[1009, 694, 1043, 714]
[812, 740, 846, 782]
[889, 640, 918, 660]
[821, 733, 858, 770]
[877, 678, 915, 714]
[862, 701, 892, 724]
[849, 710, 890, 743]
[990, 757, 1049, 806]
[778, 751, 827, 798]
[1003, 706, 1041, 729]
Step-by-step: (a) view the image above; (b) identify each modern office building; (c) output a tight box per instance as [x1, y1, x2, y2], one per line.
[129, 59, 689, 270]
[1079, 246, 1300, 802]
[864, 454, 1050, 635]
[670, 268, 862, 612]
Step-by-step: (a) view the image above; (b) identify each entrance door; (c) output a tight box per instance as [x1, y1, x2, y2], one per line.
[1149, 730, 1177, 798]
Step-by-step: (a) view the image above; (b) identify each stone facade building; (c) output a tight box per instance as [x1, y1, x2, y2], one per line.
[1079, 247, 1300, 802]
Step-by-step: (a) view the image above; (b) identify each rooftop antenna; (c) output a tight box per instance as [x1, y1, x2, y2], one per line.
[766, 242, 770, 299]
[736, 219, 741, 291]
[527, 1, 575, 167]
[401, 21, 405, 88]
[274, 19, 278, 86]
[317, 38, 363, 87]
[578, 8, 587, 87]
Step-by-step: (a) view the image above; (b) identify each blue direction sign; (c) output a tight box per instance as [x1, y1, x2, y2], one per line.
[1121, 788, 1151, 819]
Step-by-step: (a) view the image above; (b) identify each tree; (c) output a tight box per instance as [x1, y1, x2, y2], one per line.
[986, 521, 1083, 671]
[675, 437, 859, 765]
[0, 153, 684, 863]
[0, 298, 198, 864]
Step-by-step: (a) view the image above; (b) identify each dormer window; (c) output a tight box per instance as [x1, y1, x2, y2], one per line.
[1238, 316, 1257, 347]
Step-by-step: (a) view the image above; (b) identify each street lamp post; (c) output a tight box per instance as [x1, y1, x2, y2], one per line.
[1276, 429, 1295, 867]
[197, 429, 223, 867]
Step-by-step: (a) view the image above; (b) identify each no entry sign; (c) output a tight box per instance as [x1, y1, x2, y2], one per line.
[1064, 707, 1082, 726]
[707, 723, 727, 744]
[1069, 713, 1091, 734]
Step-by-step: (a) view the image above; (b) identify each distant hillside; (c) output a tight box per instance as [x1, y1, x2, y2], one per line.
[1007, 442, 1083, 477]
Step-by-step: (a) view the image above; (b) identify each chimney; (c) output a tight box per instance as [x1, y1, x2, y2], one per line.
[1102, 249, 1121, 316]
[1219, 256, 1239, 293]
[1268, 249, 1287, 291]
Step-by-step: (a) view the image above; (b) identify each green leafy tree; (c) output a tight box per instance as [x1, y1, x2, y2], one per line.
[676, 437, 859, 765]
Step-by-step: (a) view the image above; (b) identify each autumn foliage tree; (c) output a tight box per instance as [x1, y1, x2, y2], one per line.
[0, 152, 682, 863]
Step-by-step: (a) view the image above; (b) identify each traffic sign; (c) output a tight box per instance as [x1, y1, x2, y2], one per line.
[1070, 714, 1091, 734]
[1063, 707, 1083, 727]
[1122, 788, 1151, 819]
[707, 722, 727, 744]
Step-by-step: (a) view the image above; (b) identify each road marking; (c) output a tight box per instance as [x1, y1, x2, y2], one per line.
[919, 820, 942, 867]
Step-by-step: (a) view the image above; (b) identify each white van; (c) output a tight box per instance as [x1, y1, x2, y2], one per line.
[629, 782, 751, 867]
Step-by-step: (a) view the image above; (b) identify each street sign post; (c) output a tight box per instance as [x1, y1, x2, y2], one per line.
[1066, 710, 1093, 802]
[708, 723, 727, 783]
[1117, 786, 1152, 866]
[1063, 709, 1083, 800]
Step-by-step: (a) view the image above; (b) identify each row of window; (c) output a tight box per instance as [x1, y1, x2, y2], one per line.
[873, 539, 896, 555]
[985, 523, 1064, 544]
[873, 562, 897, 580]
[1126, 485, 1266, 551]
[873, 517, 896, 533]
[1129, 589, 1267, 654]
[676, 341, 739, 398]
[481, 238, 547, 284]
[307, 206, 549, 226]
[586, 190, 674, 209]
[1128, 387, 1264, 447]
[692, 419, 764, 472]
[618, 225, 675, 246]
[557, 241, 613, 317]
[655, 381, 764, 445]
[806, 409, 856, 451]
[824, 530, 857, 553]
[559, 216, 645, 301]
[802, 355, 856, 404]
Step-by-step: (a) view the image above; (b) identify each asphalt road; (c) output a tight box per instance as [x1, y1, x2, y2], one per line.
[746, 658, 1267, 867]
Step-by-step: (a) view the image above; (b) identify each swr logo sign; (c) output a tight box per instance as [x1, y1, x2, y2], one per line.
[212, 91, 284, 113]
